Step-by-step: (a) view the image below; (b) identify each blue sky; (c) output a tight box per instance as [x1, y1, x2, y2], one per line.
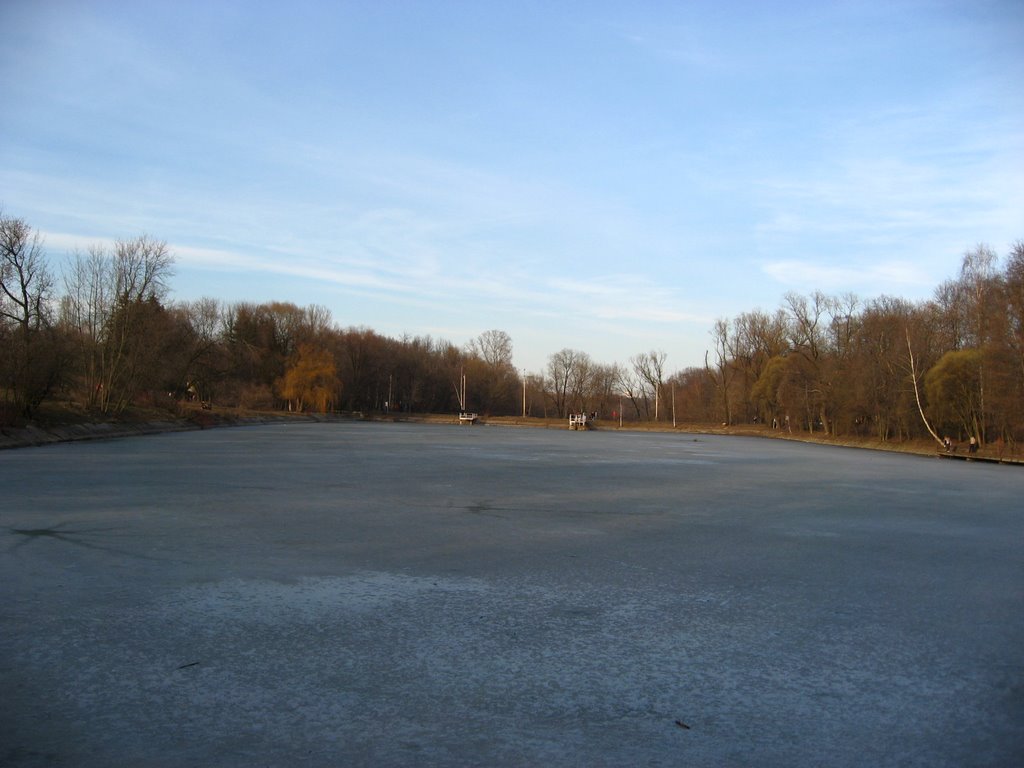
[2, 1, 1022, 372]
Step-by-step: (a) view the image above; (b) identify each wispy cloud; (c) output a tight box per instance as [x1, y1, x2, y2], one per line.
[761, 259, 931, 293]
[621, 28, 727, 72]
[550, 274, 711, 325]
[750, 86, 1024, 295]
[40, 214, 708, 336]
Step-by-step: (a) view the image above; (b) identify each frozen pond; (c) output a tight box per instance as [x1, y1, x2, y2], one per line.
[2, 421, 1022, 767]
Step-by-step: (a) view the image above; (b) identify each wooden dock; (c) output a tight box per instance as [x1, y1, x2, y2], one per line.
[937, 451, 1018, 465]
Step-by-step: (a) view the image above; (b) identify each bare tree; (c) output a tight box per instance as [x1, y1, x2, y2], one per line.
[466, 330, 518, 414]
[175, 297, 227, 402]
[783, 291, 834, 432]
[0, 213, 52, 332]
[468, 329, 513, 368]
[959, 244, 1000, 348]
[523, 371, 547, 417]
[589, 362, 623, 418]
[0, 212, 59, 416]
[304, 304, 333, 338]
[668, 366, 715, 423]
[616, 366, 647, 420]
[61, 246, 110, 404]
[546, 348, 589, 418]
[62, 236, 174, 412]
[631, 350, 667, 420]
[1005, 241, 1024, 387]
[824, 292, 860, 433]
[852, 296, 919, 440]
[706, 320, 733, 425]
[906, 328, 945, 448]
[568, 351, 596, 414]
[785, 291, 829, 361]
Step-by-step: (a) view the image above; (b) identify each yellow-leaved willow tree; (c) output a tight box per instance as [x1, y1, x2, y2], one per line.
[276, 343, 341, 413]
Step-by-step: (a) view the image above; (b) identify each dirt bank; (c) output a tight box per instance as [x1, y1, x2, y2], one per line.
[2, 406, 1020, 464]
[0, 405, 341, 451]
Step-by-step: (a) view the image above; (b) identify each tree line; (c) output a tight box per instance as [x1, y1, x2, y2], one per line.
[2, 211, 1021, 448]
[697, 243, 1024, 448]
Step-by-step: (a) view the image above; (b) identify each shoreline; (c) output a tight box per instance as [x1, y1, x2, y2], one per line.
[2, 408, 1020, 465]
[0, 409, 341, 451]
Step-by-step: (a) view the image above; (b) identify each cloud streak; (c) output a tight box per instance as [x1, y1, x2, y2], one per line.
[761, 259, 931, 293]
[4, 2, 1022, 371]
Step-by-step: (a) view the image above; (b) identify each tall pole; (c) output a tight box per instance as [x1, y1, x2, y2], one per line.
[522, 370, 527, 419]
[619, 395, 623, 428]
[672, 382, 676, 428]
